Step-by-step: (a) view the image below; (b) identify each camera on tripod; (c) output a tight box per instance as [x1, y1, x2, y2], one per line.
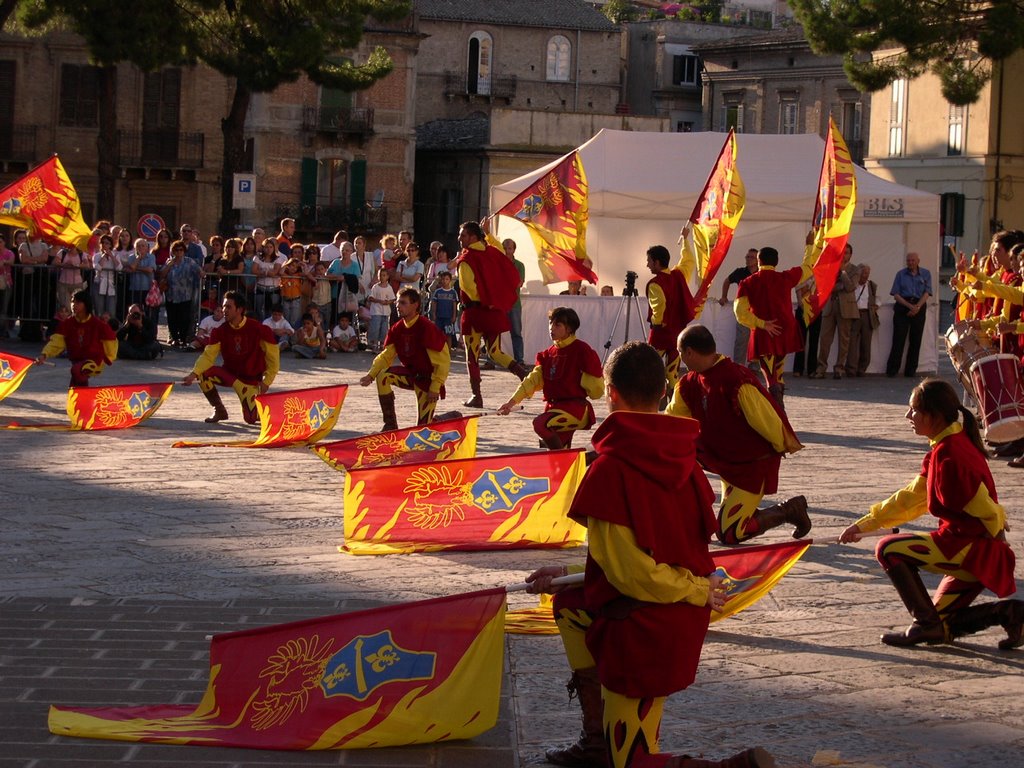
[623, 270, 639, 296]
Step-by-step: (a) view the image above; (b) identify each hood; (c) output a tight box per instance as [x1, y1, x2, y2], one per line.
[592, 411, 700, 488]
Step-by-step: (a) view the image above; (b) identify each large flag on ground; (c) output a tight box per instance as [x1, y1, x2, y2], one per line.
[174, 385, 347, 448]
[504, 539, 810, 634]
[0, 156, 93, 250]
[343, 450, 588, 554]
[495, 151, 597, 285]
[688, 130, 746, 311]
[0, 351, 34, 402]
[313, 415, 479, 471]
[2, 382, 173, 431]
[49, 588, 506, 750]
[803, 117, 858, 325]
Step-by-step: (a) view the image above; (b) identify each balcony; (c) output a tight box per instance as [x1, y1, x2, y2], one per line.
[116, 130, 205, 170]
[301, 106, 374, 137]
[443, 71, 517, 100]
[274, 201, 388, 235]
[0, 125, 38, 164]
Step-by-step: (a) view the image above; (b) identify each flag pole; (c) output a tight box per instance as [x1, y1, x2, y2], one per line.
[506, 573, 584, 593]
[809, 527, 900, 546]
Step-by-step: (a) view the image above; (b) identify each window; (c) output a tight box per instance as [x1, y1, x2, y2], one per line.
[142, 68, 181, 163]
[780, 101, 799, 134]
[59, 64, 100, 127]
[546, 35, 571, 82]
[888, 78, 907, 157]
[672, 54, 699, 86]
[468, 31, 492, 96]
[722, 104, 744, 133]
[318, 158, 349, 208]
[841, 100, 864, 163]
[676, 120, 694, 133]
[948, 104, 965, 156]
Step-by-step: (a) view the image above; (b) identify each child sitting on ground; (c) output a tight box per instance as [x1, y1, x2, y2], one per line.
[293, 312, 327, 359]
[330, 312, 360, 353]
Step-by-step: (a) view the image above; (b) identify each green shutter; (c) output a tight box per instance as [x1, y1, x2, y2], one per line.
[300, 157, 318, 209]
[350, 159, 366, 209]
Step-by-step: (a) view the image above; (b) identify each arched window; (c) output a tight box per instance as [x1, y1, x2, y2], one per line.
[546, 35, 571, 82]
[468, 31, 492, 96]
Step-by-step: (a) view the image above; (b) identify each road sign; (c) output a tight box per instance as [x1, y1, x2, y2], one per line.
[137, 213, 166, 240]
[233, 174, 256, 210]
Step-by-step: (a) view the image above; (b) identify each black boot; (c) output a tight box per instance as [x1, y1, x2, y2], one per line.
[464, 378, 483, 408]
[378, 393, 398, 432]
[660, 747, 776, 768]
[202, 388, 228, 423]
[948, 599, 1024, 650]
[767, 383, 784, 410]
[880, 560, 946, 646]
[509, 360, 532, 381]
[544, 667, 608, 768]
[752, 495, 811, 539]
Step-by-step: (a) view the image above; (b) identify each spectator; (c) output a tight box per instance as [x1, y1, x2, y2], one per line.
[885, 252, 932, 377]
[262, 305, 294, 349]
[0, 233, 15, 339]
[431, 271, 459, 350]
[253, 237, 283, 321]
[192, 304, 225, 350]
[92, 234, 121, 320]
[116, 303, 162, 360]
[293, 312, 327, 359]
[366, 267, 395, 353]
[330, 311, 360, 353]
[160, 239, 202, 349]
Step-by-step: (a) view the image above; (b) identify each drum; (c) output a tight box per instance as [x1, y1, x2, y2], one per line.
[969, 354, 1024, 444]
[945, 322, 992, 394]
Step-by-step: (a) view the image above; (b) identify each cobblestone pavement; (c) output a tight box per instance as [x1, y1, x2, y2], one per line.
[1, 334, 1021, 768]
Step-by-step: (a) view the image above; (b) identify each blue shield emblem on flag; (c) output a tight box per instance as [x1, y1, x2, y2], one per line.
[713, 566, 763, 598]
[404, 427, 460, 453]
[127, 391, 152, 419]
[515, 194, 544, 222]
[471, 468, 549, 514]
[320, 630, 436, 701]
[307, 399, 330, 430]
[0, 359, 13, 380]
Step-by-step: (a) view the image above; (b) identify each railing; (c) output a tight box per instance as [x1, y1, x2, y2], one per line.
[116, 130, 205, 170]
[301, 106, 374, 135]
[274, 202, 387, 234]
[0, 125, 38, 163]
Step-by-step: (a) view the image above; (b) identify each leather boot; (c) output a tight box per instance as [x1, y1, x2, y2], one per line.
[752, 495, 811, 539]
[948, 599, 1024, 649]
[431, 410, 463, 423]
[880, 560, 947, 646]
[544, 667, 608, 768]
[659, 747, 776, 768]
[464, 378, 483, 408]
[202, 388, 228, 423]
[378, 393, 398, 432]
[509, 360, 532, 381]
[767, 383, 784, 410]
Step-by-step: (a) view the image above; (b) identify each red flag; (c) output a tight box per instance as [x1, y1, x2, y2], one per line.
[173, 384, 347, 448]
[0, 351, 34, 402]
[313, 414, 480, 471]
[0, 156, 93, 250]
[2, 382, 174, 431]
[343, 450, 588, 554]
[49, 588, 507, 750]
[803, 117, 858, 325]
[496, 151, 596, 285]
[689, 130, 746, 310]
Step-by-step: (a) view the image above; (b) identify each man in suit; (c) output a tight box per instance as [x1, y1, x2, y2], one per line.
[844, 264, 879, 376]
[811, 243, 856, 379]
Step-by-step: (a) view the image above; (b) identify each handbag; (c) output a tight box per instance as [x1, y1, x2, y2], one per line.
[145, 279, 165, 308]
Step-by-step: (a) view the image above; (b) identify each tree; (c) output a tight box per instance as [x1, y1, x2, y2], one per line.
[603, 0, 638, 24]
[790, 0, 1024, 105]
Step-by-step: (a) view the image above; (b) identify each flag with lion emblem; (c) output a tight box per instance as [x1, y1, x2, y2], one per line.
[49, 588, 506, 750]
[2, 382, 173, 430]
[0, 155, 93, 250]
[343, 449, 588, 554]
[173, 385, 347, 448]
[312, 414, 479, 471]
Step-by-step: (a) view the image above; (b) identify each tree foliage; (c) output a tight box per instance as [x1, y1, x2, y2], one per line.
[603, 0, 638, 24]
[789, 0, 1024, 104]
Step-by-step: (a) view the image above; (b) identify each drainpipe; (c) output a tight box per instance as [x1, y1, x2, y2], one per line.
[992, 60, 1004, 233]
[575, 28, 581, 111]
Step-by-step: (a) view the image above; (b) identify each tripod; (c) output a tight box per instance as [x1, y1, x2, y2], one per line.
[602, 285, 648, 364]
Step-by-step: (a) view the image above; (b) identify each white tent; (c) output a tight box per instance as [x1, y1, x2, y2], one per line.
[491, 130, 941, 374]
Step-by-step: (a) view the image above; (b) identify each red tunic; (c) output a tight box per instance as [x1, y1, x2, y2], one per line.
[737, 266, 804, 358]
[54, 314, 116, 364]
[535, 337, 602, 424]
[384, 315, 448, 390]
[458, 244, 520, 336]
[674, 356, 795, 495]
[646, 270, 695, 351]
[923, 429, 1016, 597]
[568, 411, 717, 698]
[209, 317, 277, 385]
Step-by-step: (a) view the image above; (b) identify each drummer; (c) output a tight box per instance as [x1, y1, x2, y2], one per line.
[958, 231, 1024, 355]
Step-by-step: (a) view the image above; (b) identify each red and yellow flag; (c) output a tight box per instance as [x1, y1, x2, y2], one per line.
[496, 150, 596, 285]
[313, 414, 479, 471]
[689, 130, 746, 311]
[505, 539, 810, 634]
[3, 382, 174, 431]
[343, 450, 588, 555]
[0, 351, 34, 402]
[0, 156, 93, 250]
[174, 385, 347, 448]
[49, 588, 506, 750]
[803, 117, 858, 325]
